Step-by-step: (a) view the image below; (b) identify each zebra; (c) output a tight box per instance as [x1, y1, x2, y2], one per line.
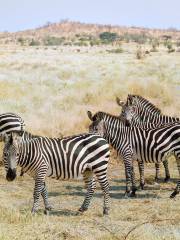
[0, 112, 25, 137]
[87, 110, 180, 198]
[116, 95, 180, 183]
[2, 132, 110, 215]
[118, 94, 180, 125]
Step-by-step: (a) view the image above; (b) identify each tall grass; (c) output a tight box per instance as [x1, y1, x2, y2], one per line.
[0, 44, 179, 136]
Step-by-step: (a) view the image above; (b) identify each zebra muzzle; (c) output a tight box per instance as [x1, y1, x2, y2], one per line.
[6, 168, 17, 181]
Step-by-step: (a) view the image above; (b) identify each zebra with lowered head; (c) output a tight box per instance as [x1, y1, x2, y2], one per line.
[2, 132, 110, 215]
[87, 110, 180, 198]
[116, 95, 180, 183]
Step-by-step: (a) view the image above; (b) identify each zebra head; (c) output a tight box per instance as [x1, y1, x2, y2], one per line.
[2, 132, 23, 182]
[119, 103, 138, 126]
[87, 111, 106, 137]
[127, 94, 162, 117]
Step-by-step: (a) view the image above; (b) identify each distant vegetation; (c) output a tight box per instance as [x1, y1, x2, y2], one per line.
[1, 21, 180, 50]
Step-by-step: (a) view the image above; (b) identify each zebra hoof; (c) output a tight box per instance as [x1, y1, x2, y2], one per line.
[129, 191, 137, 198]
[164, 177, 170, 183]
[44, 210, 50, 215]
[170, 190, 179, 199]
[76, 211, 83, 216]
[45, 205, 53, 211]
[31, 209, 38, 215]
[78, 207, 88, 214]
[103, 208, 109, 215]
[124, 191, 131, 198]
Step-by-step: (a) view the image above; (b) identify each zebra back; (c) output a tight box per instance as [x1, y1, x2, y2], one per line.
[0, 113, 25, 134]
[12, 133, 110, 179]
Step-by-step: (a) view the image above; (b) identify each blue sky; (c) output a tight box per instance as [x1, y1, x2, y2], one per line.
[0, 0, 180, 32]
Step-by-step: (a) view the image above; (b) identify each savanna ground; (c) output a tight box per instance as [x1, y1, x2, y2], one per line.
[0, 43, 180, 239]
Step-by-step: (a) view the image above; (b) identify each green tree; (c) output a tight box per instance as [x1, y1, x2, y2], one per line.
[99, 32, 118, 44]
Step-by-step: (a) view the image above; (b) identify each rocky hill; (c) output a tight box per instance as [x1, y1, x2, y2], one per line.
[0, 20, 180, 45]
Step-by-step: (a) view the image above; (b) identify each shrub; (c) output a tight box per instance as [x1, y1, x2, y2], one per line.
[166, 41, 175, 53]
[150, 40, 159, 52]
[17, 37, 25, 46]
[43, 36, 65, 46]
[122, 33, 148, 44]
[29, 39, 40, 46]
[107, 48, 123, 53]
[99, 32, 119, 44]
[74, 41, 88, 46]
[136, 46, 144, 59]
[90, 39, 101, 46]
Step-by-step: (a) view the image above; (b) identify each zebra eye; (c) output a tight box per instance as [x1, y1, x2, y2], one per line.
[4, 152, 9, 157]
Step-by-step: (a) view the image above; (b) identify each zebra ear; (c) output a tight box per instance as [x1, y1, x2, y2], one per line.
[87, 111, 93, 121]
[127, 95, 133, 105]
[116, 97, 125, 107]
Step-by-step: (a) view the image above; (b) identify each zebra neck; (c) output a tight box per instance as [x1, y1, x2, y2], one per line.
[131, 118, 157, 129]
[102, 114, 128, 148]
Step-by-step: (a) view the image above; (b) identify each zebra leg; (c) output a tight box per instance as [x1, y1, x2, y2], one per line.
[170, 156, 180, 198]
[31, 179, 44, 214]
[130, 160, 137, 197]
[138, 160, 145, 190]
[78, 170, 96, 213]
[123, 155, 137, 197]
[20, 169, 24, 177]
[97, 174, 110, 215]
[155, 163, 160, 183]
[41, 182, 53, 211]
[163, 159, 170, 182]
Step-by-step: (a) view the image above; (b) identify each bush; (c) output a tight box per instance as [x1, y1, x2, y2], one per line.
[150, 40, 159, 52]
[29, 39, 40, 46]
[166, 41, 175, 53]
[136, 46, 144, 59]
[17, 37, 25, 46]
[99, 32, 119, 44]
[122, 33, 148, 44]
[107, 48, 123, 53]
[90, 39, 101, 46]
[43, 36, 65, 46]
[73, 41, 88, 46]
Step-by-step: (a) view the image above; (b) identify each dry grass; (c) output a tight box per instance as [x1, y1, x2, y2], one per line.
[0, 43, 179, 136]
[0, 160, 180, 240]
[0, 43, 179, 239]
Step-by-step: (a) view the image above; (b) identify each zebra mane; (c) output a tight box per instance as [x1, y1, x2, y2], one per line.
[128, 94, 162, 114]
[93, 111, 122, 121]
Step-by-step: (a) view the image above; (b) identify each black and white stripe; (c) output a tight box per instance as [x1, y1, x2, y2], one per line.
[3, 132, 110, 215]
[88, 111, 180, 198]
[117, 95, 180, 183]
[0, 112, 25, 135]
[125, 95, 180, 125]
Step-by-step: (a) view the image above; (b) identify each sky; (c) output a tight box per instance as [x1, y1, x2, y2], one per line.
[0, 0, 180, 32]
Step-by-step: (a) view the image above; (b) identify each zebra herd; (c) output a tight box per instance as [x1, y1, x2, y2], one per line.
[0, 94, 180, 215]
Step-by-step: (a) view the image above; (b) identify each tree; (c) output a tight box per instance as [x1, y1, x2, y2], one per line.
[99, 32, 118, 44]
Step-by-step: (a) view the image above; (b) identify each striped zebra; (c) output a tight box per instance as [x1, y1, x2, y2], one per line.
[0, 112, 25, 136]
[120, 94, 180, 125]
[2, 132, 110, 215]
[87, 110, 180, 198]
[116, 95, 180, 183]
